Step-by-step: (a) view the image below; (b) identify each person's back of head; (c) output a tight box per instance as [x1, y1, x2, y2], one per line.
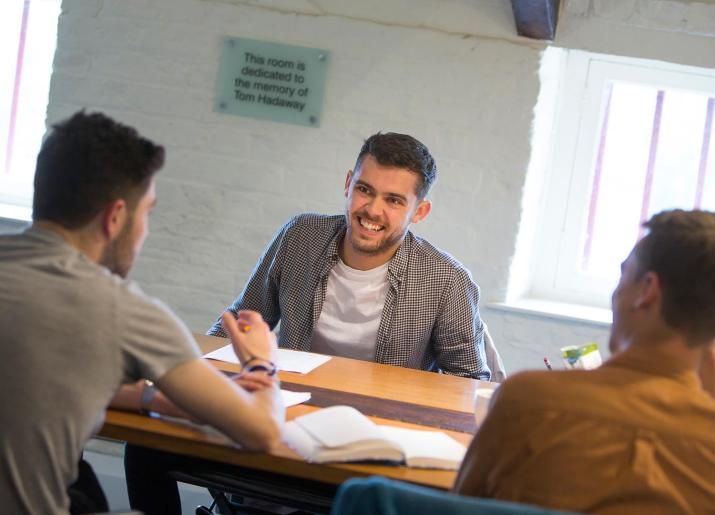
[33, 111, 165, 229]
[635, 209, 715, 346]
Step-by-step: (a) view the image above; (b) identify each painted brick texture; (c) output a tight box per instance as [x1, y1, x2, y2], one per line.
[37, 0, 715, 373]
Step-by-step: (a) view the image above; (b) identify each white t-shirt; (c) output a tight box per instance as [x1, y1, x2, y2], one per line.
[310, 258, 390, 361]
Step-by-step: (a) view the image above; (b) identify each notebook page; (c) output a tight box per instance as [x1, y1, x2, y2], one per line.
[294, 406, 384, 448]
[379, 425, 466, 466]
[281, 390, 311, 407]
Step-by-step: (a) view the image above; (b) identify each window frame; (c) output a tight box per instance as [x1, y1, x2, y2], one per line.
[526, 49, 715, 309]
[0, 0, 61, 222]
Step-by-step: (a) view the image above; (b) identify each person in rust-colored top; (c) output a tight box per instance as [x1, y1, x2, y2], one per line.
[454, 209, 715, 515]
[701, 344, 715, 399]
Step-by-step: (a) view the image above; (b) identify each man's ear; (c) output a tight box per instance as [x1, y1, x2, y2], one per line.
[344, 170, 353, 198]
[100, 199, 128, 241]
[634, 271, 661, 310]
[411, 199, 432, 224]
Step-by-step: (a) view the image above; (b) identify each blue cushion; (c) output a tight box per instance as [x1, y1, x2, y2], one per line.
[331, 476, 579, 515]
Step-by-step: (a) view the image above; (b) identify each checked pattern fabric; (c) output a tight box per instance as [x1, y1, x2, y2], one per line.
[208, 213, 490, 380]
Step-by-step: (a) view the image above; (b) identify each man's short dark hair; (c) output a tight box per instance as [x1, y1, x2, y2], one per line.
[635, 209, 715, 346]
[33, 111, 165, 229]
[354, 132, 437, 199]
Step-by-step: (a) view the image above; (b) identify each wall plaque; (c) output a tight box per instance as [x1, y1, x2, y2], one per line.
[214, 37, 330, 127]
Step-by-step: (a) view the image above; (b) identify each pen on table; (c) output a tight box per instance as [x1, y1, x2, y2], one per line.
[543, 357, 553, 371]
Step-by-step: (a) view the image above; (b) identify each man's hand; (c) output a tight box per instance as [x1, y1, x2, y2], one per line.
[230, 371, 276, 392]
[222, 310, 277, 365]
[152, 372, 275, 421]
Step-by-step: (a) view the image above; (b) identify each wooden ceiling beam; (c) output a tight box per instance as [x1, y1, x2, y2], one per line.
[510, 0, 561, 41]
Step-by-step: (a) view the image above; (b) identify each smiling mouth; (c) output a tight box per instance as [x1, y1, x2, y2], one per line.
[358, 216, 384, 232]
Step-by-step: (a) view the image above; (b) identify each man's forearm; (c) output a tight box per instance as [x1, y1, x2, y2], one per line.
[251, 380, 285, 427]
[110, 381, 144, 412]
[110, 381, 189, 418]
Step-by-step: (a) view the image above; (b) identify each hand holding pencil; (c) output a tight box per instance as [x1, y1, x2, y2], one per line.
[222, 310, 277, 367]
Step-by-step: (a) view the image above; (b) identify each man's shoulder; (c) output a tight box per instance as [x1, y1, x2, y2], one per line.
[496, 366, 715, 444]
[65, 261, 184, 332]
[117, 279, 198, 354]
[495, 369, 595, 410]
[277, 213, 345, 248]
[498, 369, 561, 396]
[119, 278, 169, 311]
[77, 265, 182, 329]
[0, 231, 24, 247]
[407, 233, 472, 276]
[0, 227, 64, 261]
[282, 213, 344, 236]
[495, 367, 665, 416]
[0, 232, 31, 268]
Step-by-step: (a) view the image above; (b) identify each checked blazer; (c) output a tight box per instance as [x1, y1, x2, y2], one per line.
[208, 213, 490, 379]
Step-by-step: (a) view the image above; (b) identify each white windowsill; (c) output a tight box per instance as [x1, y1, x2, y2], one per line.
[0, 203, 32, 222]
[487, 298, 612, 327]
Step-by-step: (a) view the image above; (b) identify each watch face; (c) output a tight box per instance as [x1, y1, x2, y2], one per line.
[140, 381, 158, 414]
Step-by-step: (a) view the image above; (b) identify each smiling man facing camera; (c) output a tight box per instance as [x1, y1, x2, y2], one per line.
[209, 132, 492, 380]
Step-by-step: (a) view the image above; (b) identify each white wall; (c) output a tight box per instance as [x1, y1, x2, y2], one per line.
[44, 0, 715, 374]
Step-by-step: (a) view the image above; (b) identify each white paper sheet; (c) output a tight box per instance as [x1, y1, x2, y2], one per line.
[203, 344, 331, 374]
[275, 348, 332, 374]
[281, 389, 311, 407]
[203, 344, 242, 364]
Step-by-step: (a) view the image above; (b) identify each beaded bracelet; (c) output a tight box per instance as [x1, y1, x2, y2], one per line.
[242, 356, 278, 376]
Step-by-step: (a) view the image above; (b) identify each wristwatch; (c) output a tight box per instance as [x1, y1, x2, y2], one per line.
[139, 379, 157, 415]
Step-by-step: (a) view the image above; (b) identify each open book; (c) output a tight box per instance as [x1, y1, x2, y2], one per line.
[283, 405, 466, 470]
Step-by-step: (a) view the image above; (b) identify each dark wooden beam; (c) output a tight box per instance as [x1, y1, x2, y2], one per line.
[510, 0, 561, 41]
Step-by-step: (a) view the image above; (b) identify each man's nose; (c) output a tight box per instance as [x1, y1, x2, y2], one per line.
[363, 197, 384, 217]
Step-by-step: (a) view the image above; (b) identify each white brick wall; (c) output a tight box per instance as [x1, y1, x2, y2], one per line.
[558, 0, 715, 68]
[35, 0, 715, 374]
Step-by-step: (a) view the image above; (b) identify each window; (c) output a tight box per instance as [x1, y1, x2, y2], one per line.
[0, 0, 61, 221]
[512, 49, 715, 312]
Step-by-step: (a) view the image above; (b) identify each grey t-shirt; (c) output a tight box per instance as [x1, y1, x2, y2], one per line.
[0, 226, 200, 514]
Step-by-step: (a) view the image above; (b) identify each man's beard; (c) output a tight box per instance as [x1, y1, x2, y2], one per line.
[100, 220, 135, 278]
[344, 211, 405, 256]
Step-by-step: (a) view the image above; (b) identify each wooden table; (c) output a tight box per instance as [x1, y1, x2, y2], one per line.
[100, 334, 494, 506]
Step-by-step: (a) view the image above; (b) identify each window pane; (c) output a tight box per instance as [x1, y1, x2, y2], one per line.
[10, 0, 60, 177]
[0, 0, 60, 209]
[647, 90, 707, 217]
[583, 82, 655, 277]
[0, 1, 25, 172]
[528, 50, 715, 309]
[701, 100, 715, 211]
[583, 82, 715, 281]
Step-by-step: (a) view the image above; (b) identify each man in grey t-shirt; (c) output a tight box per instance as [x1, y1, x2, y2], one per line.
[0, 112, 284, 514]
